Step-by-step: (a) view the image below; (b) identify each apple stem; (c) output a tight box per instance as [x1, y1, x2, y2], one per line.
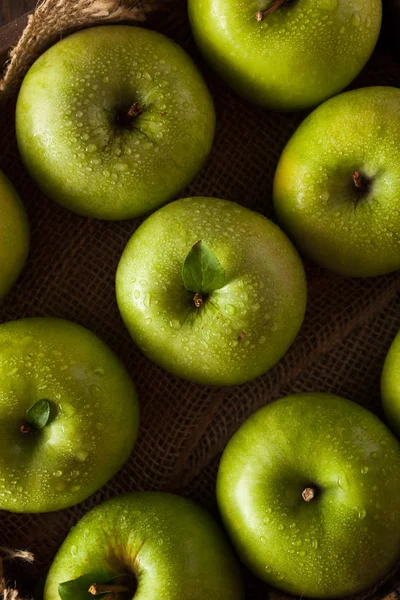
[256, 0, 288, 21]
[302, 487, 316, 502]
[193, 292, 204, 308]
[127, 103, 142, 119]
[20, 424, 32, 434]
[89, 583, 130, 596]
[352, 171, 366, 192]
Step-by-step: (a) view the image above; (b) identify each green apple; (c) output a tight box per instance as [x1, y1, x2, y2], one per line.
[217, 393, 400, 598]
[16, 25, 215, 220]
[44, 492, 244, 600]
[381, 331, 400, 436]
[188, 0, 381, 111]
[0, 318, 139, 513]
[0, 171, 29, 300]
[116, 197, 306, 386]
[274, 86, 400, 276]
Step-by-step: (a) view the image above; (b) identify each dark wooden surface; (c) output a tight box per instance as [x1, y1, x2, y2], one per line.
[0, 0, 36, 27]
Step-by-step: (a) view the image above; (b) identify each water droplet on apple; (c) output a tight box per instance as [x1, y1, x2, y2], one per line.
[225, 304, 236, 316]
[145, 317, 152, 326]
[103, 76, 109, 83]
[312, 539, 319, 549]
[361, 466, 369, 474]
[89, 384, 102, 398]
[358, 509, 367, 519]
[339, 25, 345, 33]
[366, 15, 371, 27]
[75, 450, 89, 463]
[265, 566, 272, 573]
[299, 550, 306, 556]
[277, 573, 285, 580]
[103, 170, 111, 178]
[260, 536, 267, 544]
[263, 516, 270, 524]
[53, 470, 63, 478]
[351, 11, 361, 25]
[87, 144, 97, 153]
[278, 524, 284, 531]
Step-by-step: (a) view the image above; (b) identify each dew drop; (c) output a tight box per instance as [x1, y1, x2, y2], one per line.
[260, 536, 267, 544]
[358, 509, 367, 519]
[361, 466, 369, 475]
[75, 450, 89, 463]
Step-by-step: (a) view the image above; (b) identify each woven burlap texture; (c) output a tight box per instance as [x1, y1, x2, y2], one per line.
[1, 0, 400, 598]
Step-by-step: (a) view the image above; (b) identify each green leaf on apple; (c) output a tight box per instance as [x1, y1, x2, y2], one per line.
[26, 399, 51, 430]
[58, 568, 114, 600]
[182, 240, 225, 295]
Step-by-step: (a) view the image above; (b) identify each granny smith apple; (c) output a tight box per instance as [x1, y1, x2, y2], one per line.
[116, 197, 307, 386]
[44, 492, 244, 600]
[16, 25, 215, 220]
[188, 0, 381, 111]
[0, 171, 29, 300]
[274, 86, 400, 276]
[217, 393, 400, 598]
[381, 331, 400, 436]
[0, 318, 139, 513]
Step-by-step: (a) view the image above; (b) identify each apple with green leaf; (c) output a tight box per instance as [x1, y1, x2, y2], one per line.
[16, 25, 215, 220]
[217, 393, 400, 598]
[116, 197, 307, 386]
[188, 0, 381, 111]
[0, 171, 29, 300]
[44, 492, 244, 600]
[0, 318, 139, 513]
[274, 86, 400, 276]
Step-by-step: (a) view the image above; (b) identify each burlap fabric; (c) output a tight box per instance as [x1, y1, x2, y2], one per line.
[0, 0, 400, 598]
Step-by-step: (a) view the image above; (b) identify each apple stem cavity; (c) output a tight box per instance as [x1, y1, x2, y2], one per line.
[89, 583, 130, 596]
[193, 292, 204, 308]
[256, 0, 288, 21]
[20, 424, 33, 434]
[116, 103, 142, 128]
[352, 171, 370, 195]
[302, 487, 316, 502]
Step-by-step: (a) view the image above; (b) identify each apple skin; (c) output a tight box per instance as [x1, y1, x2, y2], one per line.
[0, 171, 29, 300]
[0, 318, 139, 513]
[188, 0, 381, 112]
[116, 197, 307, 386]
[44, 492, 244, 600]
[274, 86, 400, 277]
[381, 331, 400, 436]
[16, 25, 215, 220]
[217, 393, 400, 598]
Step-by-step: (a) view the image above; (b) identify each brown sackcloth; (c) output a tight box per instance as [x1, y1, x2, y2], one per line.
[1, 0, 400, 598]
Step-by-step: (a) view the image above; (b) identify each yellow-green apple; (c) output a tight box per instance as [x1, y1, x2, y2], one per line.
[188, 0, 381, 111]
[0, 171, 29, 300]
[116, 197, 307, 386]
[217, 393, 400, 598]
[44, 492, 244, 600]
[16, 26, 215, 220]
[0, 318, 139, 513]
[274, 87, 400, 276]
